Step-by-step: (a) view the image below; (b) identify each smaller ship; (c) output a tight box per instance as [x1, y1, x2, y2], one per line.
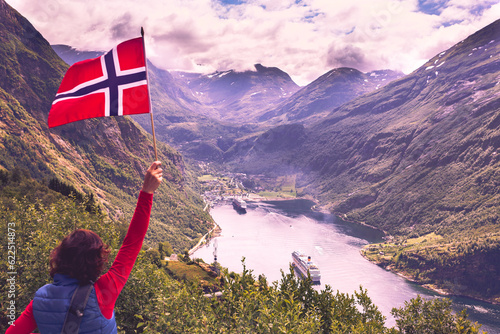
[291, 251, 321, 284]
[232, 198, 247, 213]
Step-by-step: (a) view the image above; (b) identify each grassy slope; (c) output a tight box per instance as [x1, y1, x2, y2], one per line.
[361, 231, 500, 303]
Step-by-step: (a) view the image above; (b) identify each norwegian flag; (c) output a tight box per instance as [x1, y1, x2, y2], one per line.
[48, 37, 150, 128]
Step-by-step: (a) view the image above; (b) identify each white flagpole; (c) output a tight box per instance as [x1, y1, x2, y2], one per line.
[141, 27, 158, 162]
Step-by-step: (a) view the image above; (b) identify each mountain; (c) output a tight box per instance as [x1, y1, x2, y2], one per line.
[161, 65, 402, 161]
[134, 61, 259, 161]
[172, 64, 300, 123]
[302, 19, 500, 233]
[51, 44, 103, 65]
[158, 65, 400, 161]
[0, 0, 212, 251]
[223, 19, 500, 301]
[259, 68, 404, 124]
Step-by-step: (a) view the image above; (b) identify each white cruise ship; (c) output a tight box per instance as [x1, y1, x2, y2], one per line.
[291, 251, 321, 284]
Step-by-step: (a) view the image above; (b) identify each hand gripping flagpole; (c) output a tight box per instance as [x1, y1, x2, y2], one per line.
[141, 27, 158, 162]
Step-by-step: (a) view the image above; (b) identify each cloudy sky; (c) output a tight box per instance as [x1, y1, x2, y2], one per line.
[6, 0, 500, 85]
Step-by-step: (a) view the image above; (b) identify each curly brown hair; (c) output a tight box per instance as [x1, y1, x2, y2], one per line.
[49, 229, 110, 284]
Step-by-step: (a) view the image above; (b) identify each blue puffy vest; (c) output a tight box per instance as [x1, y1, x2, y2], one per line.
[32, 274, 117, 334]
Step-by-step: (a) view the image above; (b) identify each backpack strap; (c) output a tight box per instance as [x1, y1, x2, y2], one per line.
[61, 283, 94, 334]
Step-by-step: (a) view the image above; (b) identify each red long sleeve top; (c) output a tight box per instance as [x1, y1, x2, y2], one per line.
[6, 191, 153, 334]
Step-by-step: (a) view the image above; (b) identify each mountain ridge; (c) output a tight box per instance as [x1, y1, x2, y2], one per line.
[259, 67, 404, 124]
[171, 63, 300, 123]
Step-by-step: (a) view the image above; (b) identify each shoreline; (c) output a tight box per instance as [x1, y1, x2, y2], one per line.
[360, 251, 500, 306]
[332, 210, 388, 235]
[245, 193, 316, 203]
[326, 203, 500, 306]
[188, 220, 221, 256]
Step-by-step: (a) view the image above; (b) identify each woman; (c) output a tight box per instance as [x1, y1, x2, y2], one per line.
[7, 161, 163, 333]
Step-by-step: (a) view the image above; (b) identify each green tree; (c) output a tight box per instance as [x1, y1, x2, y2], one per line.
[158, 241, 173, 259]
[391, 295, 482, 334]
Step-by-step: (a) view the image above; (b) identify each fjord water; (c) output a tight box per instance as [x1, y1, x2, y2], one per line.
[193, 200, 500, 332]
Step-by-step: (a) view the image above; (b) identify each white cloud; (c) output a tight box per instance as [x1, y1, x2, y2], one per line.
[5, 0, 499, 86]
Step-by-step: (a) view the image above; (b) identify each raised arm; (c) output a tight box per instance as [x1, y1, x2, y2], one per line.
[94, 161, 163, 318]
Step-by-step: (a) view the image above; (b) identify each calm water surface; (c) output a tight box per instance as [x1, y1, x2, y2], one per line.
[193, 200, 500, 333]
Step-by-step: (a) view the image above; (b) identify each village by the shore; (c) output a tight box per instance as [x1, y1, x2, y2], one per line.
[197, 162, 305, 209]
